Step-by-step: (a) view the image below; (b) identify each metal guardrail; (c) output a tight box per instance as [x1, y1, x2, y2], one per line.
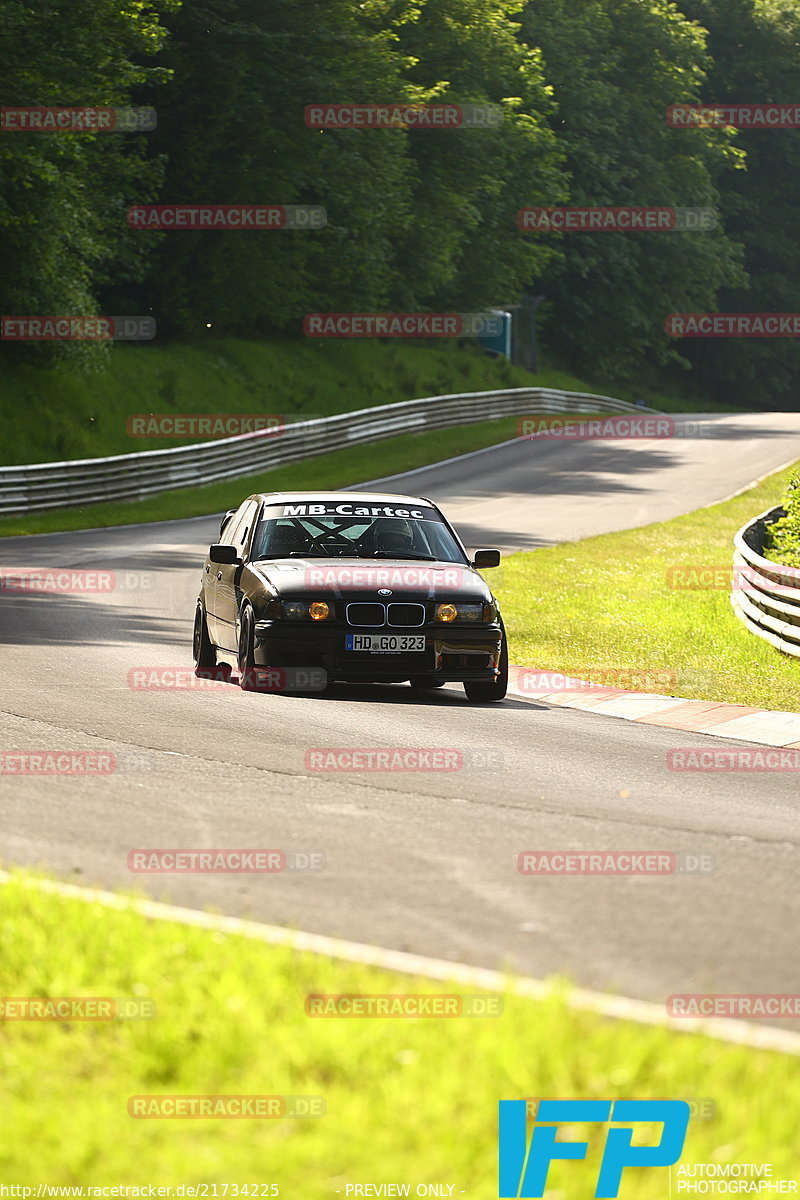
[0, 387, 659, 515]
[732, 505, 800, 658]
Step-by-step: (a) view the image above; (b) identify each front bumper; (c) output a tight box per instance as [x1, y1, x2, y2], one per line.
[253, 621, 503, 682]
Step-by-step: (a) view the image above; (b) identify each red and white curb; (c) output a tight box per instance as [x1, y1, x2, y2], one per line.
[2, 870, 798, 1054]
[509, 666, 800, 748]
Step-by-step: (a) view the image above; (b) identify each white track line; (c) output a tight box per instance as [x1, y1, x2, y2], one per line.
[708, 451, 800, 506]
[3, 870, 798, 1055]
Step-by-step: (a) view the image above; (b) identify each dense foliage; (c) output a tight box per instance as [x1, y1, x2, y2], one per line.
[763, 470, 800, 565]
[1, 0, 797, 404]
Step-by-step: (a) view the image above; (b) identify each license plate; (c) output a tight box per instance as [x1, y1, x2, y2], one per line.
[345, 633, 426, 653]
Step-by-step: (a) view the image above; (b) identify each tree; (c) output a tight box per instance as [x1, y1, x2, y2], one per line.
[672, 0, 800, 407]
[144, 0, 418, 334]
[518, 0, 744, 382]
[0, 0, 174, 365]
[389, 0, 567, 310]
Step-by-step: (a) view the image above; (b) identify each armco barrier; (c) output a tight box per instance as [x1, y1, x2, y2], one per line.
[0, 387, 659, 515]
[732, 505, 800, 657]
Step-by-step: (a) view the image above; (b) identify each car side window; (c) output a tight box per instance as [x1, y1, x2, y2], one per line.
[220, 503, 248, 547]
[232, 500, 259, 558]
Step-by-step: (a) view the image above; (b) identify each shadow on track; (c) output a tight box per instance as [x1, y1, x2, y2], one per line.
[206, 664, 543, 710]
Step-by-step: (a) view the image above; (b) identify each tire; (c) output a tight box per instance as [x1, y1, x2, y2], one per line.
[193, 600, 217, 675]
[409, 677, 446, 689]
[237, 604, 259, 691]
[463, 628, 508, 703]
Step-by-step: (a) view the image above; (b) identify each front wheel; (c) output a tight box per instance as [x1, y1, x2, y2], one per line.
[237, 604, 259, 691]
[193, 601, 217, 675]
[463, 629, 508, 703]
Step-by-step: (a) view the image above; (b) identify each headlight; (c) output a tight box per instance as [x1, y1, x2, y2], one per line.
[283, 599, 331, 621]
[284, 601, 308, 620]
[435, 602, 484, 623]
[455, 603, 483, 622]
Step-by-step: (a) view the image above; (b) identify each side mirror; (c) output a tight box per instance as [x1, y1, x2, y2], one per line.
[209, 543, 240, 565]
[471, 548, 501, 569]
[219, 509, 237, 537]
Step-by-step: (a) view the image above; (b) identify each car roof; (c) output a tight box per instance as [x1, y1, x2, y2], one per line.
[252, 490, 435, 507]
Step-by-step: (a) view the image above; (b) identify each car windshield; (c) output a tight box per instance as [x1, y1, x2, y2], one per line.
[250, 511, 467, 563]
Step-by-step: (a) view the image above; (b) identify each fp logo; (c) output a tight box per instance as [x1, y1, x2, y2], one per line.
[498, 1099, 689, 1198]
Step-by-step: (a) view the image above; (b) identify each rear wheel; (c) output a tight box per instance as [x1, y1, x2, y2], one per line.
[463, 628, 508, 703]
[193, 601, 217, 675]
[237, 604, 259, 691]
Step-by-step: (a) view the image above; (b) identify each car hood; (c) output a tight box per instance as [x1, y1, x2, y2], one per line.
[247, 557, 492, 600]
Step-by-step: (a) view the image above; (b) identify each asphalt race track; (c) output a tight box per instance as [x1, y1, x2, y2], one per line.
[1, 411, 799, 1025]
[357, 411, 800, 550]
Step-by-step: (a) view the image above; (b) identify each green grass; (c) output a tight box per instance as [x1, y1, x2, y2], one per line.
[0, 338, 549, 465]
[1, 869, 796, 1191]
[495, 460, 800, 711]
[0, 335, 739, 468]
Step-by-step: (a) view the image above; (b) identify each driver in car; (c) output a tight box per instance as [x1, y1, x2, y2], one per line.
[264, 522, 311, 557]
[372, 518, 417, 556]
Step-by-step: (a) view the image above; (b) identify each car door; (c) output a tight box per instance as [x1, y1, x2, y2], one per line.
[205, 501, 247, 643]
[214, 499, 259, 652]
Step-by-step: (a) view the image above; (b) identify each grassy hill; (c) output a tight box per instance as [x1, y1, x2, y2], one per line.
[0, 336, 722, 467]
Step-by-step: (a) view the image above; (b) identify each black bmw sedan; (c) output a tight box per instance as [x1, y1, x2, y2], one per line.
[193, 490, 508, 701]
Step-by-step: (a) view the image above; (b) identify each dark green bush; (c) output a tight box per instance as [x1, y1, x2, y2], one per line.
[763, 473, 800, 567]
